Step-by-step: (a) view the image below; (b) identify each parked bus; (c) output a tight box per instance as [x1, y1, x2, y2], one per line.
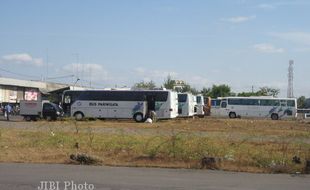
[61, 89, 178, 121]
[177, 93, 196, 117]
[210, 98, 222, 117]
[217, 97, 297, 120]
[195, 94, 205, 117]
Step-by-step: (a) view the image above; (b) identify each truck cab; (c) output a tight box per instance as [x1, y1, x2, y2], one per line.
[42, 102, 63, 120]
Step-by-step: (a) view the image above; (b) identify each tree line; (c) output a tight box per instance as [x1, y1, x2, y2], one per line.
[133, 76, 309, 108]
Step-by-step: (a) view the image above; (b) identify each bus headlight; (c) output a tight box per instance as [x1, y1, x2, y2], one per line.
[56, 111, 60, 115]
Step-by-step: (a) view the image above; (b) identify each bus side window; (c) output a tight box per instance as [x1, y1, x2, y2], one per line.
[280, 100, 287, 106]
[221, 102, 227, 108]
[287, 100, 295, 107]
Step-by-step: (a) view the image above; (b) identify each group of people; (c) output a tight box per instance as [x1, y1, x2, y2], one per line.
[2, 104, 12, 121]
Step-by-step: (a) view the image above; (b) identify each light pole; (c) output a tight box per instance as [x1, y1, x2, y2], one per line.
[73, 78, 80, 90]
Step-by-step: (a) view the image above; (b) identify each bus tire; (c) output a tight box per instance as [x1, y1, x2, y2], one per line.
[229, 112, 237, 119]
[25, 116, 32, 122]
[74, 112, 84, 121]
[271, 113, 279, 120]
[133, 113, 144, 122]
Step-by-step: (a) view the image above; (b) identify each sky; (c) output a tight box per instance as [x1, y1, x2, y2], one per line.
[0, 0, 309, 97]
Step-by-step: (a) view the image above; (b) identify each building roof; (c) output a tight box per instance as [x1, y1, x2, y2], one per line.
[0, 77, 68, 92]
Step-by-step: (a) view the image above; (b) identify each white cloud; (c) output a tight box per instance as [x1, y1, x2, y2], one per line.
[134, 67, 178, 80]
[270, 32, 310, 45]
[3, 53, 32, 62]
[275, 1, 310, 6]
[258, 4, 275, 10]
[134, 67, 145, 75]
[221, 15, 256, 23]
[2, 53, 43, 66]
[33, 58, 43, 66]
[258, 1, 310, 10]
[63, 63, 108, 81]
[294, 47, 310, 52]
[186, 76, 210, 89]
[253, 43, 285, 53]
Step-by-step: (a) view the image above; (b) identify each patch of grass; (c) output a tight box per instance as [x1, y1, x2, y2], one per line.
[0, 118, 310, 173]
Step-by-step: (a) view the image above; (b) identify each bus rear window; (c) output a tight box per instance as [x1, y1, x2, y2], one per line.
[178, 94, 187, 102]
[196, 96, 201, 104]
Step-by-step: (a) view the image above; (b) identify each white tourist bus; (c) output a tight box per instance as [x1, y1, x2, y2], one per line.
[177, 93, 196, 117]
[210, 98, 222, 117]
[216, 96, 297, 120]
[195, 94, 205, 117]
[62, 89, 178, 122]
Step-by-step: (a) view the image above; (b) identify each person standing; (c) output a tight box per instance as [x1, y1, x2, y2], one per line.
[4, 104, 12, 121]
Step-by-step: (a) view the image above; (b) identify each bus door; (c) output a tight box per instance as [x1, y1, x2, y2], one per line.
[219, 100, 228, 117]
[146, 95, 156, 113]
[63, 94, 72, 116]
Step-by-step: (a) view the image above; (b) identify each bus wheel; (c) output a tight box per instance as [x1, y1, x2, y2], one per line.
[271, 113, 279, 120]
[133, 113, 144, 122]
[74, 112, 84, 121]
[229, 112, 237, 119]
[25, 116, 32, 121]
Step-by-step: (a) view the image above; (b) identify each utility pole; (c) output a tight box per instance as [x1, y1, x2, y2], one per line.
[73, 78, 80, 90]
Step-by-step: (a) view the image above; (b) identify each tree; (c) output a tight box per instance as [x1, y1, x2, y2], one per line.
[297, 96, 306, 108]
[200, 85, 233, 98]
[237, 86, 280, 97]
[133, 80, 156, 89]
[237, 92, 258, 97]
[208, 84, 232, 98]
[201, 87, 211, 97]
[189, 87, 199, 95]
[162, 75, 198, 94]
[163, 75, 175, 90]
[256, 87, 280, 97]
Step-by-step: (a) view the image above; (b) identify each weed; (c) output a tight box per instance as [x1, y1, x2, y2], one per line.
[87, 126, 95, 149]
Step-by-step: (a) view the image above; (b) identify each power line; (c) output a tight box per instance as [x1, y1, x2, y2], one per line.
[0, 66, 104, 88]
[46, 74, 75, 80]
[77, 78, 106, 88]
[0, 67, 40, 80]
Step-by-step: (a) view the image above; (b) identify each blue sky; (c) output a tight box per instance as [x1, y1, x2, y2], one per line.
[0, 0, 309, 97]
